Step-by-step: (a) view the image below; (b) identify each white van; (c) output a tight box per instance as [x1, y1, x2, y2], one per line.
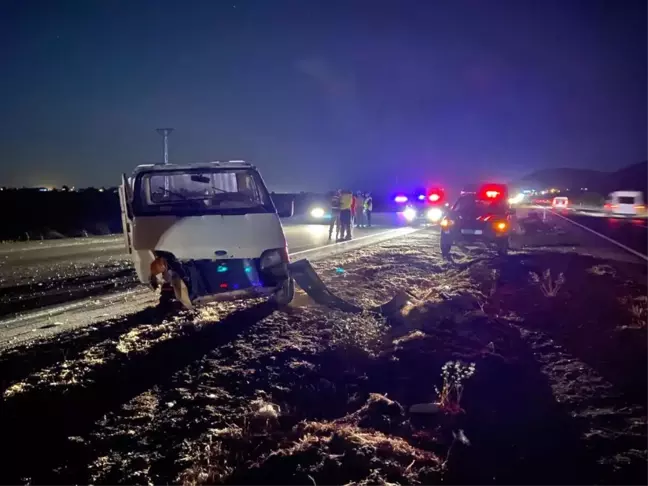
[552, 196, 568, 208]
[118, 161, 295, 308]
[604, 191, 645, 217]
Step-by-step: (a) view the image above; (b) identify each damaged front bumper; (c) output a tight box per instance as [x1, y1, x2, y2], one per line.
[151, 253, 291, 308]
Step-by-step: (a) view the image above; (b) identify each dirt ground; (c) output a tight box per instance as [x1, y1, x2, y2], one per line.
[0, 229, 646, 485]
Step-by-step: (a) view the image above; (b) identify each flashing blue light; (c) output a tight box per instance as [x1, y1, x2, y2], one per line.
[417, 194, 425, 201]
[394, 195, 408, 203]
[244, 266, 252, 273]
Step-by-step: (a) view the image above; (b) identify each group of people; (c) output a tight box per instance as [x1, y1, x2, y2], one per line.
[328, 190, 373, 241]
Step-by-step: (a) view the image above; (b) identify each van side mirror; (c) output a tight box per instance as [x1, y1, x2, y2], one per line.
[277, 199, 294, 218]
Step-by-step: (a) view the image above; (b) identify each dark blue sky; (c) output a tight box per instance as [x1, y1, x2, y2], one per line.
[1, 0, 645, 191]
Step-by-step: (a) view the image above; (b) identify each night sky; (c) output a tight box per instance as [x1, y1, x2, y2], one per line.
[1, 0, 646, 192]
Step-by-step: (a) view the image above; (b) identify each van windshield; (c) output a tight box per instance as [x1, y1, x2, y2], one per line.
[134, 168, 273, 215]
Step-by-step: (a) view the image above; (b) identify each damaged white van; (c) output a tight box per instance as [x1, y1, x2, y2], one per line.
[118, 161, 295, 308]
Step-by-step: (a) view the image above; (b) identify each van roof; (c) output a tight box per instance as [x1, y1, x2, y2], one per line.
[131, 160, 255, 175]
[609, 191, 642, 197]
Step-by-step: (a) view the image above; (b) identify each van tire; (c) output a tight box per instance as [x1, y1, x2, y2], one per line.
[273, 277, 295, 307]
[159, 284, 175, 307]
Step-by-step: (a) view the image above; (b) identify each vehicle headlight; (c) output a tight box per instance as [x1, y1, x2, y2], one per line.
[310, 207, 325, 218]
[403, 207, 417, 221]
[427, 207, 443, 222]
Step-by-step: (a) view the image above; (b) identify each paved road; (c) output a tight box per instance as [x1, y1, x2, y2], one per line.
[560, 211, 647, 257]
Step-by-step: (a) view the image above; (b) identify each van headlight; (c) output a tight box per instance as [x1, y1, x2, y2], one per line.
[427, 207, 443, 222]
[310, 207, 325, 218]
[403, 207, 417, 221]
[260, 248, 288, 270]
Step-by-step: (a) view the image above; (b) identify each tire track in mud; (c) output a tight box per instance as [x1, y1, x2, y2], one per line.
[0, 267, 137, 318]
[0, 301, 277, 485]
[518, 327, 647, 485]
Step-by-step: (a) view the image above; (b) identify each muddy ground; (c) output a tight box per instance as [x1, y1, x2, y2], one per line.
[0, 229, 646, 485]
[0, 250, 135, 318]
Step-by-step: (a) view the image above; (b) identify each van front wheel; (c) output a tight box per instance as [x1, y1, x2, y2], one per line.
[272, 277, 295, 307]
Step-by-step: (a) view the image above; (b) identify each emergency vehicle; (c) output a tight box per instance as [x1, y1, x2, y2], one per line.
[394, 187, 448, 225]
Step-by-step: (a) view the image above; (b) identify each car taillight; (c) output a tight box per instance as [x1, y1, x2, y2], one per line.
[494, 221, 508, 232]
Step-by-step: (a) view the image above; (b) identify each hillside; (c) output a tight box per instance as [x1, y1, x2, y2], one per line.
[515, 161, 647, 194]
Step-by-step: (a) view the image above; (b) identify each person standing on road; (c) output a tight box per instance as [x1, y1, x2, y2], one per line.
[364, 192, 373, 227]
[355, 191, 365, 228]
[350, 191, 357, 233]
[339, 189, 353, 240]
[328, 189, 341, 241]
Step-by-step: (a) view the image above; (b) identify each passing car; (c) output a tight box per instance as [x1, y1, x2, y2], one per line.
[118, 160, 295, 308]
[604, 191, 646, 217]
[440, 184, 512, 257]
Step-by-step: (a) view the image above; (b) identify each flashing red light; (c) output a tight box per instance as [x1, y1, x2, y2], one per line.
[220, 283, 228, 289]
[478, 184, 507, 202]
[429, 193, 441, 202]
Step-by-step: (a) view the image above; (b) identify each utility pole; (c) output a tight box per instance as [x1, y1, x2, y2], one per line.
[156, 128, 174, 165]
[156, 128, 174, 195]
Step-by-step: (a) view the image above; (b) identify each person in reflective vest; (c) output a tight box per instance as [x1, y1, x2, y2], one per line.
[364, 192, 373, 227]
[338, 189, 353, 240]
[328, 190, 341, 241]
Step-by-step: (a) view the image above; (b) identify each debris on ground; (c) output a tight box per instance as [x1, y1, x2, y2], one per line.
[0, 230, 645, 485]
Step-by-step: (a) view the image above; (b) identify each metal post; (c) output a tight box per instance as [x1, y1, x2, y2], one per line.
[156, 128, 174, 195]
[156, 128, 173, 165]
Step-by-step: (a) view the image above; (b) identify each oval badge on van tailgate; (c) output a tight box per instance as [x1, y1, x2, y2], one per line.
[214, 250, 228, 256]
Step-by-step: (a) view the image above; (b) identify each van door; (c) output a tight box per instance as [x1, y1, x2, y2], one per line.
[118, 173, 134, 253]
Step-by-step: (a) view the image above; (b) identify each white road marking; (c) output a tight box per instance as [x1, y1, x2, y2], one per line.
[550, 210, 648, 263]
[290, 227, 413, 257]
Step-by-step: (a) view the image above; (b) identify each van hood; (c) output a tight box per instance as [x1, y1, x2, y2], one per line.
[132, 213, 286, 259]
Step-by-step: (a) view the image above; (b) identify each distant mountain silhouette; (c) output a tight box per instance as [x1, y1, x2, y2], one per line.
[514, 161, 647, 194]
